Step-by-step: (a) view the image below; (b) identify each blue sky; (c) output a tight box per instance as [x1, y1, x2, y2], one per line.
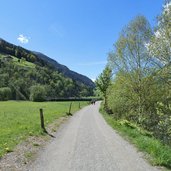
[0, 0, 163, 81]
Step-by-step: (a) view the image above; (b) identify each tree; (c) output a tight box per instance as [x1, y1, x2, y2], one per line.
[106, 13, 171, 145]
[147, 1, 171, 65]
[147, 1, 171, 87]
[95, 66, 112, 110]
[108, 15, 153, 116]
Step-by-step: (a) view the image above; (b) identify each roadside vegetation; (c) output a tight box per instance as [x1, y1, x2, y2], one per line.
[0, 101, 87, 157]
[96, 1, 171, 168]
[101, 106, 171, 168]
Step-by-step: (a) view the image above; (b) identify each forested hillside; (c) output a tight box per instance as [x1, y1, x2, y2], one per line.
[0, 39, 94, 101]
[0, 38, 95, 87]
[33, 52, 95, 88]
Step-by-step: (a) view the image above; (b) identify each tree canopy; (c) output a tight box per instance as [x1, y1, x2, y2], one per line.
[103, 6, 171, 146]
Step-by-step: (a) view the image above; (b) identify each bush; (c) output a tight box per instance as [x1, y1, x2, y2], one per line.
[29, 85, 46, 102]
[0, 87, 12, 101]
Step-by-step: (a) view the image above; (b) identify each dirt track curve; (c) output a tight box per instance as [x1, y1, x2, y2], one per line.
[29, 101, 160, 171]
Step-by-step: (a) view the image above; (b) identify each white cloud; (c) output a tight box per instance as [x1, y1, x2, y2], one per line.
[17, 34, 29, 44]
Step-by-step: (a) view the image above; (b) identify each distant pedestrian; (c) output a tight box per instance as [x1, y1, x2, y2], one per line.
[91, 99, 96, 105]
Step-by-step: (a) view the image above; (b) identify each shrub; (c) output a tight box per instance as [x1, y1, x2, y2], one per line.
[29, 85, 46, 102]
[0, 87, 12, 101]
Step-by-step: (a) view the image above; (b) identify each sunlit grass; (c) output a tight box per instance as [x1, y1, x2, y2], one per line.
[0, 54, 35, 68]
[13, 56, 35, 68]
[0, 101, 87, 157]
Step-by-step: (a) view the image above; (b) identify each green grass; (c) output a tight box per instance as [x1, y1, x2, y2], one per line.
[13, 57, 35, 68]
[100, 108, 171, 169]
[0, 54, 35, 68]
[0, 101, 87, 157]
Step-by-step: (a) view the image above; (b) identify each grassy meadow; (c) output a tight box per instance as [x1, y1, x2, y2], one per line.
[0, 54, 35, 68]
[0, 101, 87, 157]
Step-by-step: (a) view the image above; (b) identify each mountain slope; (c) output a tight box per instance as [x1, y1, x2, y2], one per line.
[0, 38, 95, 88]
[33, 52, 95, 87]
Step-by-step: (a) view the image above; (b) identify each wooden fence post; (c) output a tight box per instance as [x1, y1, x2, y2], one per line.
[69, 102, 72, 114]
[67, 102, 72, 116]
[39, 108, 46, 132]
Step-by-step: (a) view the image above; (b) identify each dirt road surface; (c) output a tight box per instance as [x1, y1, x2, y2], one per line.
[29, 101, 160, 171]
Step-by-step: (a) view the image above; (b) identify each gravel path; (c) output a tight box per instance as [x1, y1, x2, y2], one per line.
[29, 101, 161, 171]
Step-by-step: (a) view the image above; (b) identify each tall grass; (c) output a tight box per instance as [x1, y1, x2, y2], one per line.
[0, 101, 87, 157]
